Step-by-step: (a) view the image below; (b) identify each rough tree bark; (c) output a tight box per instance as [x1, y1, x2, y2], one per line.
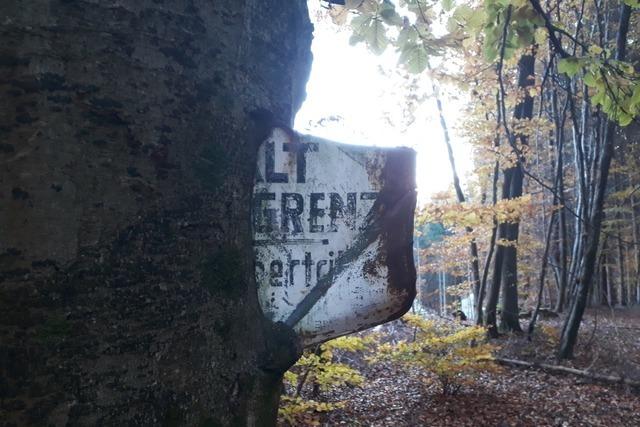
[0, 1, 312, 425]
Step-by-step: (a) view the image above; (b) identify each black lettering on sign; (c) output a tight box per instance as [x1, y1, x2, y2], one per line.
[288, 259, 300, 287]
[308, 193, 325, 233]
[329, 192, 357, 232]
[270, 260, 283, 287]
[283, 142, 318, 183]
[281, 193, 304, 234]
[265, 141, 288, 183]
[346, 193, 356, 230]
[253, 192, 277, 233]
[316, 260, 328, 281]
[303, 252, 313, 287]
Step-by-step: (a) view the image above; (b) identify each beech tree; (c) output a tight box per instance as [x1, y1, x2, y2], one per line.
[0, 1, 312, 425]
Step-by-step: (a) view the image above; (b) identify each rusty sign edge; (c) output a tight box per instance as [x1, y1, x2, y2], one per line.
[252, 127, 417, 346]
[295, 139, 417, 343]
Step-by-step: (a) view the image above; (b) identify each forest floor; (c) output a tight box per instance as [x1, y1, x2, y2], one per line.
[284, 307, 640, 426]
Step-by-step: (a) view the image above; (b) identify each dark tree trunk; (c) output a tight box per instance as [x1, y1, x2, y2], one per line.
[0, 1, 312, 425]
[486, 234, 504, 337]
[499, 170, 524, 332]
[488, 53, 535, 334]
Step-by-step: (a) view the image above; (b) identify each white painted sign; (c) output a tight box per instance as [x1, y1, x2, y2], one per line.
[253, 128, 416, 346]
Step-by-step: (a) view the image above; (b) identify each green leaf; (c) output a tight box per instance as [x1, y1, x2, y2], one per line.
[483, 45, 498, 62]
[467, 10, 485, 33]
[442, 0, 455, 12]
[380, 8, 403, 26]
[349, 32, 365, 46]
[631, 85, 640, 105]
[583, 72, 598, 87]
[534, 27, 547, 45]
[622, 0, 640, 7]
[380, 0, 403, 26]
[366, 18, 389, 55]
[588, 45, 603, 56]
[398, 43, 428, 73]
[446, 15, 460, 33]
[454, 4, 473, 20]
[397, 26, 418, 48]
[558, 58, 582, 77]
[618, 112, 633, 126]
[618, 61, 635, 75]
[351, 14, 373, 35]
[591, 88, 605, 106]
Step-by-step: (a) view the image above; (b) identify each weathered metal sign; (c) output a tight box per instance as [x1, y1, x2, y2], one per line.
[253, 127, 416, 346]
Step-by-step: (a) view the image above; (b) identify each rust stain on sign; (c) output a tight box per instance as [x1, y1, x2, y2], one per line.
[253, 127, 416, 346]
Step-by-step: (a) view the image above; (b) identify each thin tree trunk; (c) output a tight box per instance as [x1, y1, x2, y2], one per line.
[552, 82, 569, 313]
[632, 195, 640, 305]
[614, 173, 628, 306]
[558, 3, 632, 359]
[617, 226, 627, 306]
[477, 160, 500, 325]
[529, 210, 557, 336]
[601, 251, 609, 305]
[428, 63, 482, 319]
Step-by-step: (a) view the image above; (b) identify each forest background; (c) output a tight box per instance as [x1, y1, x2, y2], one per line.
[309, 0, 640, 358]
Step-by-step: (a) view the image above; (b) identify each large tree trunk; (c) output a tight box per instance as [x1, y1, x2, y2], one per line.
[0, 1, 312, 425]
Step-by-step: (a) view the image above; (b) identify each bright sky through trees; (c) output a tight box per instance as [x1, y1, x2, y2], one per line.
[294, 3, 473, 203]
